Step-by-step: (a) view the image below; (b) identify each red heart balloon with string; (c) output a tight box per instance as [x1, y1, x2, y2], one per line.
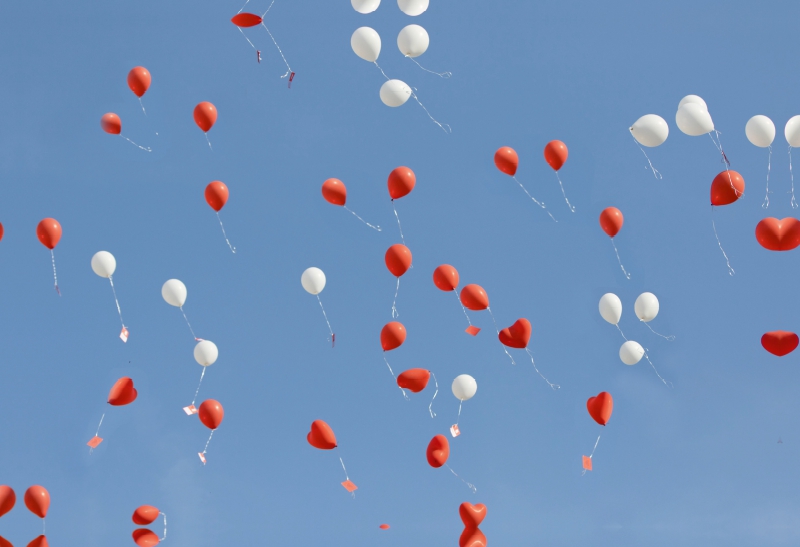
[426, 435, 450, 468]
[755, 218, 800, 251]
[459, 502, 487, 528]
[459, 528, 487, 547]
[587, 392, 613, 426]
[498, 319, 531, 349]
[307, 420, 337, 450]
[397, 369, 430, 392]
[761, 331, 799, 357]
[107, 377, 137, 406]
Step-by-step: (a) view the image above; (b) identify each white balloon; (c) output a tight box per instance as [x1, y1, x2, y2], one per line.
[785, 115, 800, 147]
[380, 79, 411, 107]
[678, 94, 708, 111]
[599, 293, 622, 325]
[629, 114, 669, 147]
[397, 0, 428, 16]
[451, 374, 477, 401]
[745, 115, 775, 148]
[91, 251, 116, 278]
[351, 27, 381, 62]
[162, 279, 187, 307]
[634, 292, 660, 322]
[351, 0, 380, 13]
[619, 341, 644, 365]
[301, 267, 326, 295]
[194, 340, 218, 367]
[676, 103, 714, 136]
[397, 24, 429, 57]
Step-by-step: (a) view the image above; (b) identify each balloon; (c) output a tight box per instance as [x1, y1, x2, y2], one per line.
[0, 486, 15, 518]
[321, 178, 346, 206]
[379, 523, 390, 530]
[0, 536, 12, 547]
[0, 223, 3, 242]
[761, 331, 799, 357]
[543, 140, 568, 171]
[205, 181, 229, 212]
[755, 217, 800, 251]
[630, 114, 669, 147]
[678, 95, 708, 111]
[352, 0, 381, 13]
[132, 505, 160, 525]
[161, 279, 187, 307]
[380, 79, 411, 107]
[101, 113, 122, 135]
[397, 24, 429, 57]
[388, 166, 416, 199]
[307, 419, 337, 449]
[198, 399, 224, 430]
[619, 341, 644, 365]
[132, 529, 159, 547]
[459, 528, 487, 547]
[451, 374, 477, 401]
[426, 434, 449, 468]
[598, 293, 622, 325]
[231, 13, 263, 27]
[459, 502, 487, 528]
[26, 537, 48, 547]
[710, 170, 745, 206]
[397, 368, 430, 392]
[745, 115, 775, 147]
[785, 115, 800, 147]
[194, 340, 219, 367]
[676, 103, 714, 136]
[586, 392, 613, 426]
[398, 0, 429, 16]
[385, 244, 412, 276]
[599, 207, 623, 238]
[108, 377, 138, 406]
[193, 102, 217, 132]
[433, 264, 459, 291]
[91, 251, 116, 278]
[460, 284, 488, 311]
[127, 67, 151, 98]
[634, 292, 659, 322]
[36, 218, 62, 250]
[301, 267, 326, 295]
[498, 318, 531, 349]
[494, 146, 518, 176]
[24, 486, 49, 518]
[381, 321, 407, 351]
[351, 27, 381, 62]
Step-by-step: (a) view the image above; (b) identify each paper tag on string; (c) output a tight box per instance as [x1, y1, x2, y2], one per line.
[288, 72, 295, 88]
[450, 424, 461, 437]
[183, 405, 198, 415]
[582, 456, 592, 471]
[87, 436, 103, 448]
[198, 452, 207, 464]
[465, 326, 480, 336]
[341, 480, 357, 493]
[120, 327, 129, 343]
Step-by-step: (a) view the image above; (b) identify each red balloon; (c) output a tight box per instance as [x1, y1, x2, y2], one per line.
[0, 222, 4, 242]
[198, 399, 224, 430]
[231, 13, 263, 27]
[381, 321, 407, 351]
[379, 524, 390, 530]
[587, 392, 613, 426]
[599, 207, 623, 238]
[194, 102, 218, 132]
[426, 434, 450, 468]
[205, 181, 229, 212]
[761, 331, 799, 357]
[0, 535, 12, 547]
[322, 178, 346, 206]
[459, 502, 486, 528]
[396, 368, 430, 392]
[459, 528, 487, 547]
[498, 318, 531, 349]
[307, 420, 337, 450]
[710, 170, 745, 206]
[108, 377, 138, 406]
[755, 217, 800, 251]
[132, 505, 160, 525]
[494, 147, 518, 176]
[127, 67, 151, 98]
[388, 167, 416, 200]
[24, 486, 49, 518]
[132, 528, 159, 547]
[101, 113, 121, 135]
[433, 264, 459, 292]
[460, 285, 489, 311]
[36, 218, 62, 250]
[385, 244, 412, 277]
[0, 486, 15, 518]
[544, 140, 568, 171]
[26, 536, 48, 547]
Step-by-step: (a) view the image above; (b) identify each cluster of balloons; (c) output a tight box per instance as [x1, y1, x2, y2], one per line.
[0, 485, 50, 547]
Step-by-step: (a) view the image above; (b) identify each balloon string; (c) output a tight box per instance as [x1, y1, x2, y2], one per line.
[711, 207, 735, 276]
[708, 130, 730, 167]
[555, 172, 575, 212]
[643, 348, 672, 387]
[237, 27, 258, 52]
[428, 371, 438, 418]
[446, 464, 476, 493]
[216, 212, 236, 253]
[456, 399, 462, 426]
[204, 133, 213, 151]
[525, 348, 560, 390]
[50, 250, 61, 295]
[373, 61, 390, 81]
[644, 322, 675, 341]
[120, 134, 151, 152]
[339, 456, 356, 499]
[383, 356, 409, 400]
[95, 413, 105, 437]
[763, 145, 772, 208]
[391, 277, 401, 318]
[316, 295, 335, 347]
[343, 206, 381, 231]
[202, 429, 215, 455]
[179, 306, 200, 341]
[631, 135, 662, 179]
[138, 97, 147, 116]
[610, 239, 631, 279]
[260, 22, 292, 79]
[160, 513, 167, 541]
[392, 200, 405, 245]
[238, 0, 251, 13]
[409, 88, 451, 134]
[108, 276, 126, 329]
[615, 323, 628, 341]
[790, 146, 798, 209]
[581, 435, 601, 476]
[511, 176, 557, 222]
[488, 307, 516, 365]
[191, 367, 206, 406]
[405, 56, 452, 78]
[453, 289, 473, 326]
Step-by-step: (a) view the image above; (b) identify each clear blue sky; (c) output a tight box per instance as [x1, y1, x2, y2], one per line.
[0, 1, 799, 545]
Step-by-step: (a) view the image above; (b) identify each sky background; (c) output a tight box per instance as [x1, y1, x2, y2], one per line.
[1, 0, 800, 545]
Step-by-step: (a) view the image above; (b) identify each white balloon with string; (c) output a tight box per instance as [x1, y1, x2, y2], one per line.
[450, 374, 476, 437]
[634, 292, 674, 341]
[352, 0, 380, 13]
[92, 251, 129, 342]
[302, 267, 335, 346]
[619, 341, 644, 365]
[629, 114, 667, 179]
[746, 115, 776, 208]
[598, 293, 625, 338]
[380, 79, 411, 107]
[397, 25, 451, 78]
[162, 279, 200, 341]
[785, 116, 800, 209]
[398, 0, 428, 15]
[676, 103, 714, 136]
[185, 341, 218, 416]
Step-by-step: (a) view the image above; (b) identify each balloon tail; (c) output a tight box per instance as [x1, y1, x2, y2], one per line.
[644, 322, 675, 341]
[763, 145, 772, 208]
[454, 289, 475, 328]
[409, 88, 451, 134]
[339, 457, 356, 499]
[392, 200, 405, 245]
[609, 238, 631, 279]
[259, 22, 293, 80]
[391, 277, 400, 319]
[711, 208, 735, 276]
[373, 61, 391, 81]
[456, 399, 463, 426]
[216, 212, 236, 253]
[581, 435, 601, 476]
[238, 0, 252, 13]
[615, 323, 629, 342]
[525, 348, 559, 390]
[204, 133, 213, 151]
[201, 429, 215, 457]
[108, 276, 127, 336]
[446, 464, 476, 493]
[405, 56, 452, 78]
[631, 135, 662, 179]
[179, 306, 200, 341]
[790, 146, 798, 209]
[343, 205, 381, 231]
[50, 250, 61, 295]
[643, 348, 672, 387]
[383, 356, 409, 400]
[709, 130, 730, 167]
[316, 295, 335, 347]
[488, 307, 516, 365]
[120, 134, 151, 152]
[555, 172, 575, 212]
[191, 367, 206, 407]
[138, 97, 147, 116]
[511, 176, 557, 222]
[428, 371, 438, 418]
[160, 513, 167, 541]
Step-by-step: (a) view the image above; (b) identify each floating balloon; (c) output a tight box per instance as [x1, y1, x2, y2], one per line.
[352, 0, 381, 13]
[194, 102, 217, 133]
[205, 181, 229, 212]
[619, 341, 644, 365]
[385, 244, 412, 276]
[351, 27, 381, 62]
[498, 319, 531, 349]
[678, 94, 708, 110]
[379, 523, 390, 530]
[676, 101, 714, 136]
[231, 13, 262, 27]
[710, 170, 745, 206]
[598, 293, 622, 325]
[198, 399, 224, 430]
[0, 223, 3, 242]
[460, 285, 488, 311]
[24, 486, 49, 519]
[756, 217, 800, 251]
[91, 251, 116, 278]
[785, 116, 800, 147]
[301, 267, 326, 295]
[397, 368, 430, 392]
[127, 67, 151, 98]
[27, 536, 49, 547]
[132, 505, 160, 525]
[0, 486, 15, 518]
[398, 0, 429, 16]
[634, 292, 659, 322]
[307, 420, 337, 450]
[451, 374, 477, 401]
[108, 377, 138, 406]
[630, 114, 669, 147]
[388, 167, 416, 199]
[380, 79, 411, 107]
[101, 113, 122, 135]
[433, 264, 459, 291]
[381, 321, 406, 351]
[494, 147, 518, 176]
[229, 11, 294, 81]
[132, 529, 159, 547]
[543, 140, 568, 171]
[459, 502, 487, 529]
[397, 24, 429, 57]
[194, 340, 219, 366]
[746, 115, 776, 148]
[599, 207, 623, 238]
[761, 331, 799, 357]
[0, 537, 12, 547]
[161, 279, 187, 307]
[587, 392, 613, 426]
[426, 434, 449, 468]
[460, 528, 487, 547]
[322, 178, 346, 206]
[37, 218, 61, 250]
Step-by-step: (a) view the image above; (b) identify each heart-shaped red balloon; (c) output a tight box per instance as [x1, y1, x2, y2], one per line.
[459, 527, 487, 547]
[307, 420, 337, 450]
[710, 170, 745, 206]
[459, 502, 487, 528]
[426, 434, 449, 468]
[132, 505, 160, 525]
[27, 536, 49, 547]
[755, 217, 800, 251]
[587, 392, 613, 426]
[498, 318, 531, 349]
[132, 528, 159, 547]
[108, 377, 137, 406]
[396, 369, 430, 392]
[761, 331, 799, 357]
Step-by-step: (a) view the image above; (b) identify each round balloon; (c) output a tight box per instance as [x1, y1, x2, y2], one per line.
[599, 207, 623, 238]
[301, 267, 326, 295]
[397, 24, 429, 57]
[194, 102, 217, 132]
[322, 178, 346, 206]
[678, 95, 708, 111]
[198, 399, 224, 429]
[36, 218, 62, 250]
[388, 166, 416, 199]
[0, 486, 15, 518]
[91, 251, 116, 278]
[460, 284, 488, 311]
[381, 321, 407, 351]
[745, 115, 775, 148]
[598, 293, 622, 325]
[132, 505, 160, 525]
[132, 529, 159, 547]
[676, 103, 714, 136]
[351, 27, 381, 62]
[494, 146, 518, 176]
[194, 340, 218, 367]
[451, 374, 477, 401]
[385, 244, 412, 277]
[543, 140, 568, 171]
[634, 292, 659, 322]
[398, 0, 429, 16]
[352, 0, 380, 13]
[785, 115, 800, 147]
[630, 114, 669, 147]
[619, 341, 644, 365]
[101, 113, 122, 135]
[161, 279, 187, 307]
[127, 67, 151, 98]
[432, 264, 458, 291]
[205, 181, 229, 212]
[710, 170, 745, 206]
[380, 79, 411, 107]
[23, 486, 49, 518]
